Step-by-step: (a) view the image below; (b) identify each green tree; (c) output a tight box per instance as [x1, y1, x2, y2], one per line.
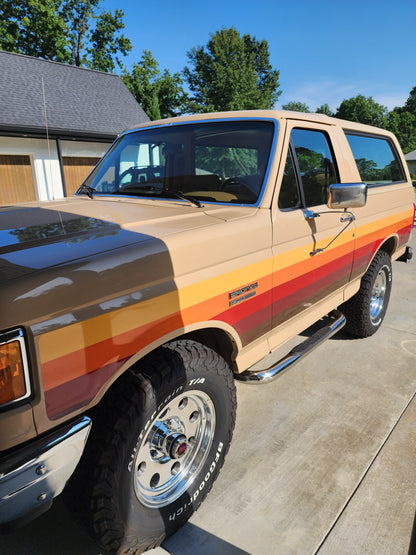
[386, 110, 416, 154]
[282, 101, 310, 112]
[0, 0, 131, 72]
[404, 86, 416, 116]
[157, 69, 188, 118]
[316, 103, 333, 116]
[183, 27, 281, 113]
[0, 0, 70, 62]
[88, 9, 132, 72]
[62, 0, 98, 66]
[394, 86, 416, 117]
[335, 95, 388, 128]
[122, 50, 187, 120]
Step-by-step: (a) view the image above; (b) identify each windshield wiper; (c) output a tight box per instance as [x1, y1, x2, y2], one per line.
[116, 184, 202, 207]
[158, 190, 202, 208]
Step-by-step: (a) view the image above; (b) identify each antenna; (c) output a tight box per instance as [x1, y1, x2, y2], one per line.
[41, 77, 54, 200]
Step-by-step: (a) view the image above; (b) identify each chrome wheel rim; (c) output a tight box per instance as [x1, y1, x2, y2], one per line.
[370, 267, 387, 321]
[133, 390, 215, 508]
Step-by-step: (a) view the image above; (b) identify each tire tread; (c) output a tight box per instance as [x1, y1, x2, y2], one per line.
[341, 250, 392, 338]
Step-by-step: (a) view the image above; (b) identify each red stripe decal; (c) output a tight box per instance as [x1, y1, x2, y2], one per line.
[45, 358, 128, 420]
[43, 216, 412, 418]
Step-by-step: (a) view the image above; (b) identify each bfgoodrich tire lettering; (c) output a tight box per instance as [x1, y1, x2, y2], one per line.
[79, 340, 236, 554]
[341, 250, 392, 338]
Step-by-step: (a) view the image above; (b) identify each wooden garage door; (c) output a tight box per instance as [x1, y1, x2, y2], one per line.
[63, 157, 100, 196]
[0, 155, 36, 205]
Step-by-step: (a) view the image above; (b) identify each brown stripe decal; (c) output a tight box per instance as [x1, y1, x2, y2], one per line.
[42, 211, 414, 418]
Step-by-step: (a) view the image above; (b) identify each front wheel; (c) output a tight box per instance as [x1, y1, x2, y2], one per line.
[341, 250, 392, 337]
[79, 340, 236, 554]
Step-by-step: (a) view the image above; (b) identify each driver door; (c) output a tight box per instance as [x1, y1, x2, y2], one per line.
[269, 120, 356, 350]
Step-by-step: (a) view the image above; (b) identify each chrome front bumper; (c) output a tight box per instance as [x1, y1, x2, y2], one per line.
[0, 416, 91, 526]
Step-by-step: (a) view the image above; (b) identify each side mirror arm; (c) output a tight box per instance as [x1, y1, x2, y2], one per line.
[308, 210, 355, 256]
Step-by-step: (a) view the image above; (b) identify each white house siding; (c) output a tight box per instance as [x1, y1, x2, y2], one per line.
[60, 140, 111, 159]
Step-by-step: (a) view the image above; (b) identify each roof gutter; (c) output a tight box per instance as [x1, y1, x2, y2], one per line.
[0, 125, 117, 143]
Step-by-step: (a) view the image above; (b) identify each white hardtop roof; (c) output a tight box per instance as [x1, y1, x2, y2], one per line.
[124, 109, 395, 139]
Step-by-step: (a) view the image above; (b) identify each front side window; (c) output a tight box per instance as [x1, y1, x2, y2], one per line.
[345, 132, 405, 186]
[80, 120, 276, 205]
[278, 128, 338, 208]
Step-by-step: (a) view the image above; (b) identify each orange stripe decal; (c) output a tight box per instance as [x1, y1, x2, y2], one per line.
[40, 208, 414, 418]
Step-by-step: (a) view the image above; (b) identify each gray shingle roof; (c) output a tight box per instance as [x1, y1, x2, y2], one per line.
[404, 150, 416, 161]
[0, 50, 149, 140]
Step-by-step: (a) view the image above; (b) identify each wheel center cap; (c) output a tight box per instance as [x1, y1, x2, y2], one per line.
[167, 433, 188, 459]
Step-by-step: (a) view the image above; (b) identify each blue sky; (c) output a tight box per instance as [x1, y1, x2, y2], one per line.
[102, 0, 415, 112]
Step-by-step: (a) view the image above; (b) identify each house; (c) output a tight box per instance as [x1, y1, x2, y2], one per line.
[404, 149, 416, 179]
[0, 50, 149, 205]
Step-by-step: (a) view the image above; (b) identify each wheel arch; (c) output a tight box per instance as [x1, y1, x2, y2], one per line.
[91, 322, 240, 407]
[361, 234, 397, 277]
[378, 234, 398, 258]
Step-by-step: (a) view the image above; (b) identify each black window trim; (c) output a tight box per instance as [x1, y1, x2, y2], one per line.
[344, 129, 407, 188]
[277, 142, 303, 212]
[289, 139, 307, 207]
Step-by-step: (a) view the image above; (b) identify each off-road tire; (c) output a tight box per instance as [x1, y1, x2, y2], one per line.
[341, 250, 392, 337]
[74, 340, 236, 554]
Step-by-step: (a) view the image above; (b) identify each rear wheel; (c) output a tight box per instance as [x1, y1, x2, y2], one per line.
[77, 340, 236, 554]
[342, 250, 392, 337]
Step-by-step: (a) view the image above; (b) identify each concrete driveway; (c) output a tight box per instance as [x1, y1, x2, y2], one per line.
[1, 231, 415, 555]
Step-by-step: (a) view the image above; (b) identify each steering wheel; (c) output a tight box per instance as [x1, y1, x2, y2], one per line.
[220, 177, 245, 191]
[220, 177, 257, 202]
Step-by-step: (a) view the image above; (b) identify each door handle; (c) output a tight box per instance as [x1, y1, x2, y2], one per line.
[340, 214, 355, 223]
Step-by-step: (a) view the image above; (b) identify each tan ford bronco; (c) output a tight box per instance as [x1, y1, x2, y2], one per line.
[0, 110, 414, 553]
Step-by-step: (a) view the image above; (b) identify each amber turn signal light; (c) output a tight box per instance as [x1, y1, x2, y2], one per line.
[0, 331, 30, 407]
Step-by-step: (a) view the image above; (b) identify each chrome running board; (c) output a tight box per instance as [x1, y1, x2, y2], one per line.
[235, 310, 346, 384]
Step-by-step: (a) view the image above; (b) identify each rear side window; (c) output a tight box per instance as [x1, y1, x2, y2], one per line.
[345, 133, 405, 186]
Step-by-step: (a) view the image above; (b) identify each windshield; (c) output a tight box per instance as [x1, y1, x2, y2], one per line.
[79, 120, 276, 205]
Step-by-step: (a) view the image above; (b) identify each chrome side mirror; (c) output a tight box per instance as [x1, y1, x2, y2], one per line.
[327, 183, 367, 209]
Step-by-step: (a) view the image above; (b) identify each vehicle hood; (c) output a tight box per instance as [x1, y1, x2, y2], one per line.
[0, 196, 244, 282]
[0, 196, 260, 331]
